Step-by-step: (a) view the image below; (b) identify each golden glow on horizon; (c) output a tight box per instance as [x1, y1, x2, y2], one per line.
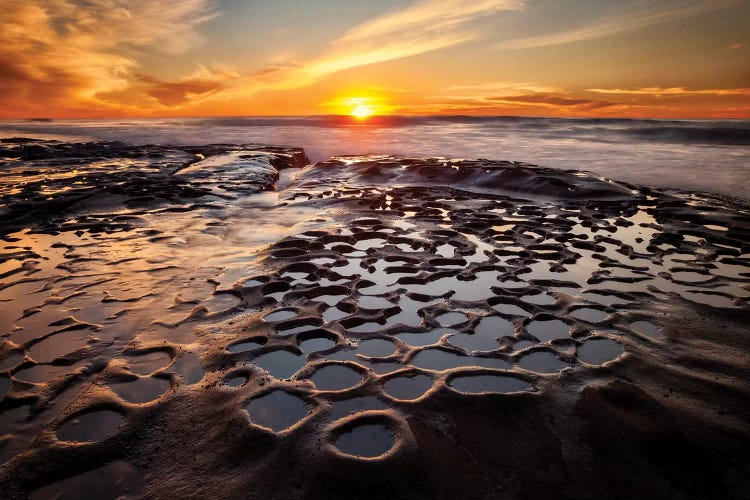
[0, 1, 747, 119]
[333, 97, 385, 118]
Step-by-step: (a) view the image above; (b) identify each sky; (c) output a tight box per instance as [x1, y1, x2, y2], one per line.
[0, 0, 748, 118]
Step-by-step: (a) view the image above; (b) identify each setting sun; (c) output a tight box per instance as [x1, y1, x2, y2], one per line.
[351, 104, 374, 118]
[345, 98, 376, 118]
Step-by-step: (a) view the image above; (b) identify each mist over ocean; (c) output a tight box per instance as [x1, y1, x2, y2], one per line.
[2, 116, 748, 199]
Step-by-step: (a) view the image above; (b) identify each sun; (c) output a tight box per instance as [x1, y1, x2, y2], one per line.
[344, 97, 376, 119]
[351, 104, 374, 118]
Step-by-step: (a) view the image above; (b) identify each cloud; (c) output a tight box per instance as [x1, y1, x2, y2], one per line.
[137, 66, 239, 107]
[495, 0, 737, 50]
[219, 0, 524, 98]
[418, 84, 624, 114]
[341, 0, 524, 42]
[586, 87, 750, 96]
[491, 94, 620, 110]
[0, 0, 219, 116]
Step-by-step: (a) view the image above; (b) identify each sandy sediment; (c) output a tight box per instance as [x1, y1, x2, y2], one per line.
[0, 140, 748, 498]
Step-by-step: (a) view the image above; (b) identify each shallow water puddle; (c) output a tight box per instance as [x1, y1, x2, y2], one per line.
[245, 390, 309, 432]
[224, 375, 248, 387]
[264, 309, 297, 322]
[357, 339, 396, 357]
[518, 351, 569, 373]
[436, 311, 468, 326]
[57, 410, 124, 442]
[227, 338, 266, 353]
[630, 320, 663, 339]
[252, 350, 305, 378]
[449, 375, 532, 394]
[520, 293, 556, 305]
[411, 349, 511, 371]
[27, 330, 90, 364]
[526, 319, 570, 342]
[394, 328, 451, 347]
[357, 296, 394, 309]
[383, 374, 432, 400]
[30, 461, 142, 500]
[300, 336, 337, 354]
[0, 353, 24, 371]
[1, 377, 12, 399]
[328, 396, 389, 421]
[13, 362, 87, 384]
[570, 308, 608, 323]
[334, 424, 395, 458]
[323, 306, 349, 322]
[172, 352, 204, 384]
[308, 364, 362, 391]
[577, 338, 623, 365]
[492, 303, 531, 317]
[110, 377, 170, 404]
[123, 351, 171, 375]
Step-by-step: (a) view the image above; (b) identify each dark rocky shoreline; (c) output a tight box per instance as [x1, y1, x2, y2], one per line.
[0, 140, 748, 499]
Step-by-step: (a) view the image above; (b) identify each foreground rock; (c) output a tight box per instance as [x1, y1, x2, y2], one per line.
[0, 143, 748, 498]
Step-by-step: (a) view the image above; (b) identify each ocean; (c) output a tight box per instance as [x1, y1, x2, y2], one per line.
[1, 115, 748, 199]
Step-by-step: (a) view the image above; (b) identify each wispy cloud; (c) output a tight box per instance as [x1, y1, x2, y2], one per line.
[495, 0, 737, 50]
[341, 0, 524, 42]
[0, 0, 219, 116]
[226, 0, 524, 95]
[137, 66, 239, 107]
[586, 87, 750, 96]
[421, 82, 623, 114]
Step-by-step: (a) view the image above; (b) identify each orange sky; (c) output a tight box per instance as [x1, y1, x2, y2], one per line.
[0, 0, 748, 119]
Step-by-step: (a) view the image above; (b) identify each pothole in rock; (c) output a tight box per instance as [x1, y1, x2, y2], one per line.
[492, 303, 531, 317]
[110, 377, 170, 404]
[12, 363, 85, 384]
[630, 320, 663, 339]
[323, 307, 349, 322]
[526, 319, 570, 342]
[411, 349, 511, 371]
[172, 352, 204, 385]
[448, 332, 499, 352]
[1, 376, 12, 399]
[570, 308, 608, 323]
[308, 364, 363, 391]
[449, 374, 532, 394]
[383, 374, 433, 400]
[227, 337, 267, 353]
[299, 336, 337, 354]
[473, 315, 514, 338]
[435, 312, 468, 326]
[334, 424, 395, 458]
[357, 339, 396, 357]
[57, 410, 124, 442]
[395, 329, 451, 347]
[30, 461, 142, 500]
[329, 396, 389, 421]
[517, 351, 569, 373]
[358, 296, 394, 309]
[263, 309, 297, 322]
[252, 350, 305, 379]
[577, 338, 624, 365]
[224, 375, 248, 387]
[311, 294, 349, 306]
[520, 293, 556, 306]
[581, 292, 629, 306]
[245, 390, 309, 432]
[123, 351, 171, 375]
[0, 353, 24, 371]
[28, 330, 90, 364]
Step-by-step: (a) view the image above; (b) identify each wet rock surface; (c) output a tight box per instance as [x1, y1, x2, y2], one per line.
[0, 145, 749, 498]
